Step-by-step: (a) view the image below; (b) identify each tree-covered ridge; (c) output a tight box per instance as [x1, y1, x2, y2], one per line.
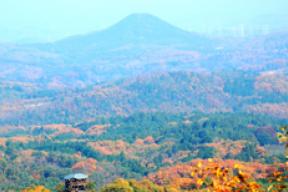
[1, 70, 288, 125]
[0, 112, 287, 191]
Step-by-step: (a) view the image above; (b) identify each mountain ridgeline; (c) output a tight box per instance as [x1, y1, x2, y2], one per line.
[53, 14, 211, 52]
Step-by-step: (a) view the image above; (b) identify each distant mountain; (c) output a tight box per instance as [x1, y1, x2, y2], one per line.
[53, 14, 211, 53]
[0, 14, 215, 86]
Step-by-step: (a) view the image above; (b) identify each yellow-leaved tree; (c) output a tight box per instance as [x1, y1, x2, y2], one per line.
[277, 126, 288, 158]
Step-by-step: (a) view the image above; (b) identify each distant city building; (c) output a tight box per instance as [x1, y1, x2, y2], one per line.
[64, 173, 88, 192]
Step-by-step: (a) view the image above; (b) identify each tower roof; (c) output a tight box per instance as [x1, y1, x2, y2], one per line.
[64, 173, 88, 180]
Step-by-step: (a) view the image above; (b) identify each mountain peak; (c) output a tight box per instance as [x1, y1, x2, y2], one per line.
[123, 13, 161, 20]
[118, 13, 166, 24]
[107, 13, 179, 33]
[100, 13, 208, 46]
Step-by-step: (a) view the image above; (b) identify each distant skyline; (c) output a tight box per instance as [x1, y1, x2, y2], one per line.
[0, 0, 288, 43]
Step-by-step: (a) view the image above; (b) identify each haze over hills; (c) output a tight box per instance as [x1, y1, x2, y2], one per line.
[0, 14, 214, 86]
[0, 13, 287, 125]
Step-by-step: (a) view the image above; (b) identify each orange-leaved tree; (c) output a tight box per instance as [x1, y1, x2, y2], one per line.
[21, 185, 50, 192]
[100, 178, 179, 192]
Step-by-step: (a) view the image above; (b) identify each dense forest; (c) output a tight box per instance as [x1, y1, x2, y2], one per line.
[0, 112, 287, 191]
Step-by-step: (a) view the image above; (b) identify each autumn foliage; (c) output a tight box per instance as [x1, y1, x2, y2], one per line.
[148, 159, 287, 192]
[98, 158, 287, 192]
[100, 178, 175, 192]
[22, 185, 51, 192]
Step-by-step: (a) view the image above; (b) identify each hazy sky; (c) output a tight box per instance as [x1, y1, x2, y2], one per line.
[0, 0, 287, 42]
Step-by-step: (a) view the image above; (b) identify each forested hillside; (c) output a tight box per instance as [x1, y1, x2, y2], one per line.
[0, 13, 287, 191]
